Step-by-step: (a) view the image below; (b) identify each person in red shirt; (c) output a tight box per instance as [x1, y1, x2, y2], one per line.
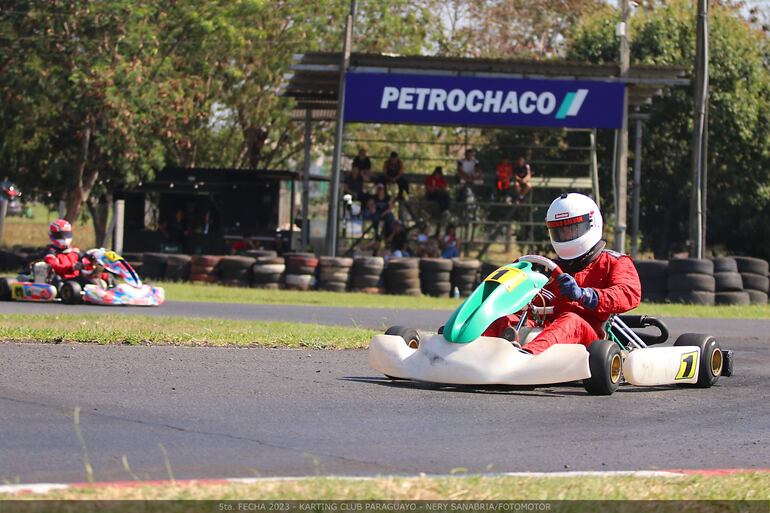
[495, 157, 513, 195]
[43, 219, 81, 282]
[425, 166, 450, 212]
[483, 193, 641, 355]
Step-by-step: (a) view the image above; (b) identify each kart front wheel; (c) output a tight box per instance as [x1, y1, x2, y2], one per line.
[673, 333, 722, 388]
[385, 325, 420, 349]
[583, 340, 623, 395]
[60, 281, 82, 305]
[0, 278, 14, 301]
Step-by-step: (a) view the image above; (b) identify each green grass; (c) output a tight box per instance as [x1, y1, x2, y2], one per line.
[0, 313, 375, 349]
[5, 473, 769, 500]
[1, 202, 97, 249]
[160, 281, 770, 319]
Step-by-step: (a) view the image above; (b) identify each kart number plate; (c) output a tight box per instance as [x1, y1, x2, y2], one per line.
[675, 351, 698, 380]
[485, 267, 526, 291]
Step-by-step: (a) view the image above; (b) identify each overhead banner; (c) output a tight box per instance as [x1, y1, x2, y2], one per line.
[343, 71, 624, 129]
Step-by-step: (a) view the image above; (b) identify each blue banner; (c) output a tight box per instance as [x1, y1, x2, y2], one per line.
[343, 71, 624, 129]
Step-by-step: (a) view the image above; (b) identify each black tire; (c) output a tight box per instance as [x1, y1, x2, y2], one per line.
[251, 273, 283, 284]
[583, 340, 623, 395]
[355, 265, 384, 276]
[60, 281, 82, 305]
[318, 270, 350, 282]
[437, 325, 444, 334]
[287, 265, 317, 275]
[451, 258, 481, 271]
[673, 333, 722, 387]
[746, 290, 768, 305]
[384, 268, 420, 281]
[0, 278, 13, 301]
[667, 290, 715, 305]
[385, 325, 420, 348]
[714, 272, 744, 292]
[639, 276, 668, 294]
[419, 258, 453, 272]
[385, 258, 419, 270]
[244, 249, 277, 259]
[319, 282, 347, 292]
[352, 275, 381, 289]
[667, 273, 715, 292]
[634, 260, 669, 278]
[354, 256, 384, 267]
[420, 271, 451, 283]
[319, 256, 353, 268]
[668, 258, 714, 275]
[715, 291, 751, 306]
[255, 256, 285, 266]
[422, 282, 452, 294]
[710, 257, 738, 273]
[740, 272, 769, 292]
[734, 256, 769, 276]
[451, 276, 479, 288]
[641, 291, 667, 303]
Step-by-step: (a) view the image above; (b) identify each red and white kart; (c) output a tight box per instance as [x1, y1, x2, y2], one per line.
[0, 249, 164, 306]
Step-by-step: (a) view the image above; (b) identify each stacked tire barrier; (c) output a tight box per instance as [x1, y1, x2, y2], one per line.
[317, 256, 353, 292]
[667, 258, 715, 305]
[735, 256, 769, 305]
[251, 255, 285, 289]
[190, 255, 221, 283]
[217, 256, 255, 287]
[451, 258, 482, 297]
[711, 257, 750, 305]
[141, 253, 168, 280]
[419, 258, 453, 297]
[634, 260, 668, 303]
[383, 258, 420, 296]
[284, 253, 318, 291]
[350, 256, 384, 293]
[163, 254, 192, 282]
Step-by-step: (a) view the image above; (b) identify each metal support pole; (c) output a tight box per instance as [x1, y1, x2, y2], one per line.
[301, 109, 312, 250]
[613, 0, 630, 253]
[589, 129, 600, 208]
[0, 199, 7, 246]
[325, 1, 355, 256]
[631, 119, 643, 259]
[689, 0, 708, 258]
[113, 200, 125, 254]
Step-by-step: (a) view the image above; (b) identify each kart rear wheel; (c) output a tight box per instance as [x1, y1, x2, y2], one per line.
[60, 281, 82, 305]
[385, 325, 420, 349]
[0, 278, 14, 301]
[583, 340, 623, 395]
[673, 333, 722, 388]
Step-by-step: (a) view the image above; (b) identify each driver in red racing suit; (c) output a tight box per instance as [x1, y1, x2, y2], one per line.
[483, 193, 641, 355]
[43, 219, 82, 283]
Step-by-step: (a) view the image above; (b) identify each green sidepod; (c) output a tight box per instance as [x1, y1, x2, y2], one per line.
[443, 261, 548, 343]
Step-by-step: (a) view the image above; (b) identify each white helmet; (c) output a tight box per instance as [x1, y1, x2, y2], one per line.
[545, 193, 603, 260]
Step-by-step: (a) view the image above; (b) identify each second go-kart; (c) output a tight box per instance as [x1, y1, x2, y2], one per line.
[369, 255, 733, 395]
[0, 249, 164, 306]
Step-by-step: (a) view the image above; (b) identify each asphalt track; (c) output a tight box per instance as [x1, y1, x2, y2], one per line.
[0, 300, 768, 484]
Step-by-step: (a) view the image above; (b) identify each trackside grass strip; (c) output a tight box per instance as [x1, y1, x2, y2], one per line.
[159, 282, 770, 318]
[0, 314, 375, 349]
[5, 474, 770, 500]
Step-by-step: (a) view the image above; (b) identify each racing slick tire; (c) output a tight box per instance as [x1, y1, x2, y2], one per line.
[583, 340, 623, 395]
[385, 325, 420, 349]
[0, 278, 14, 301]
[673, 333, 722, 388]
[60, 281, 82, 305]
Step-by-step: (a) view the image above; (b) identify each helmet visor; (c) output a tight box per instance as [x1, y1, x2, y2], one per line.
[52, 231, 73, 240]
[547, 215, 591, 243]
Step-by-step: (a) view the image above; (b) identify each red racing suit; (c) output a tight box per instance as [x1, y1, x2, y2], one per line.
[483, 250, 642, 355]
[43, 245, 81, 280]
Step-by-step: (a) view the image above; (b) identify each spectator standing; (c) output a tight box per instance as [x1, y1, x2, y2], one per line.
[352, 148, 373, 181]
[364, 183, 395, 236]
[343, 165, 367, 203]
[425, 166, 450, 212]
[512, 156, 532, 203]
[495, 157, 514, 203]
[381, 151, 409, 198]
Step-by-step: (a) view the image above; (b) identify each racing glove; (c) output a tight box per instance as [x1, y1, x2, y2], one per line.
[557, 273, 598, 310]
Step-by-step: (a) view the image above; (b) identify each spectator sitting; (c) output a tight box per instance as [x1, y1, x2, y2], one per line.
[343, 165, 367, 203]
[380, 151, 409, 198]
[363, 183, 395, 236]
[384, 220, 409, 258]
[352, 148, 373, 182]
[495, 157, 514, 203]
[456, 148, 483, 203]
[425, 166, 450, 213]
[512, 156, 532, 203]
[441, 224, 460, 259]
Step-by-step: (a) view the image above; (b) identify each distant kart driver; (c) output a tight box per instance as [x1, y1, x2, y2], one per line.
[483, 193, 641, 354]
[43, 219, 82, 284]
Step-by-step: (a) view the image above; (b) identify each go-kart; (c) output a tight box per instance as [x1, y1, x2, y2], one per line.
[369, 255, 733, 395]
[0, 249, 164, 306]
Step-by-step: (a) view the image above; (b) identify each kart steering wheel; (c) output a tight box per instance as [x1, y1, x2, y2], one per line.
[517, 255, 563, 319]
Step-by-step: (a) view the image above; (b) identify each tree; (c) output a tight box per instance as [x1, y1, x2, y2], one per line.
[568, 1, 770, 259]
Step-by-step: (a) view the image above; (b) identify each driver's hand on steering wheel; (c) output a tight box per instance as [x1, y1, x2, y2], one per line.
[557, 273, 599, 310]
